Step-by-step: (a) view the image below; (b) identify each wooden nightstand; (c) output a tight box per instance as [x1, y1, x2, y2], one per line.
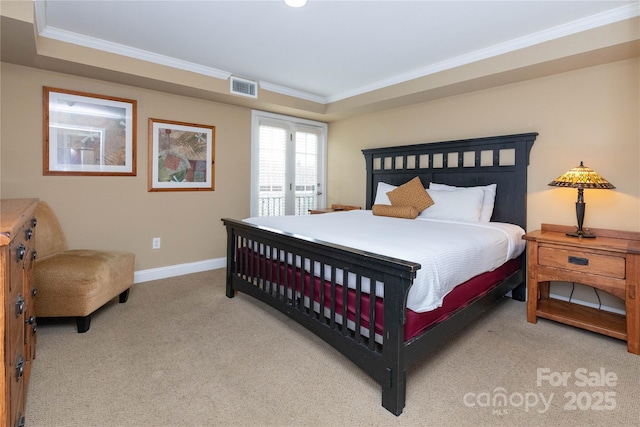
[523, 224, 640, 354]
[309, 204, 361, 215]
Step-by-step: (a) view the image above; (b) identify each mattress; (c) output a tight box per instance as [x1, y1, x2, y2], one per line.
[243, 210, 526, 312]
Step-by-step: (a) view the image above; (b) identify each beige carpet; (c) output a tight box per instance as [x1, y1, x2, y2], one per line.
[26, 269, 640, 426]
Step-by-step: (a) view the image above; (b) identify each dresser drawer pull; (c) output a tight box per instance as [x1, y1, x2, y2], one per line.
[568, 256, 589, 266]
[26, 316, 37, 334]
[16, 243, 25, 262]
[16, 355, 25, 380]
[15, 295, 25, 317]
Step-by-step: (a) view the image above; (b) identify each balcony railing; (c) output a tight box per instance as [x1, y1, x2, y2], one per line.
[258, 194, 316, 217]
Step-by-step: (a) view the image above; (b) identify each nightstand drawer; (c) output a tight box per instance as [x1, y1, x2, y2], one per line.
[538, 246, 625, 279]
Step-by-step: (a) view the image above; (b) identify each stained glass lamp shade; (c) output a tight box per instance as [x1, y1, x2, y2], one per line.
[548, 161, 615, 238]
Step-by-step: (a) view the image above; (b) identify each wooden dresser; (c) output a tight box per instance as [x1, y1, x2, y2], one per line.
[1, 199, 38, 427]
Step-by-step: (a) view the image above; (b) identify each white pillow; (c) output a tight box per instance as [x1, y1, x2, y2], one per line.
[419, 187, 485, 222]
[373, 182, 397, 205]
[429, 183, 496, 222]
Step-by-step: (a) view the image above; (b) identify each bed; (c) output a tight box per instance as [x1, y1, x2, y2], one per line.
[222, 132, 537, 415]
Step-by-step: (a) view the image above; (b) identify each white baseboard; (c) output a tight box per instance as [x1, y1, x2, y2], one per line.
[548, 292, 625, 315]
[548, 281, 626, 315]
[134, 257, 226, 283]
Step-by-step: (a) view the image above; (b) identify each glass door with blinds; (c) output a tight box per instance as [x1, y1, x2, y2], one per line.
[251, 111, 327, 217]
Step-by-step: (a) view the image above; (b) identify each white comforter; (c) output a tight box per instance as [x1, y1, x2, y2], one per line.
[243, 210, 525, 313]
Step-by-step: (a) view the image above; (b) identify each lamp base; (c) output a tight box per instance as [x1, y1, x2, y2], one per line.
[566, 230, 596, 238]
[568, 195, 596, 238]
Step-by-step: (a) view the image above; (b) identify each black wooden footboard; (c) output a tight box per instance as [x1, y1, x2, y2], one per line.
[223, 217, 420, 415]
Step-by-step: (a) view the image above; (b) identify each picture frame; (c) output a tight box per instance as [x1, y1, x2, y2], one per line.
[43, 87, 137, 176]
[148, 118, 215, 192]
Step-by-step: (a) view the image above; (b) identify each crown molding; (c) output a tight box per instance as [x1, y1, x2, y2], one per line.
[259, 81, 327, 104]
[34, 0, 231, 81]
[34, 1, 638, 104]
[325, 3, 640, 103]
[37, 26, 232, 80]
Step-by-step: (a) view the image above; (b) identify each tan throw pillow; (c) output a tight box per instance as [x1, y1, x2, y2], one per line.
[372, 204, 419, 219]
[386, 177, 434, 212]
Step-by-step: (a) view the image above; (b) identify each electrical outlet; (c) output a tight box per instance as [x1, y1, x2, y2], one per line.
[152, 237, 161, 249]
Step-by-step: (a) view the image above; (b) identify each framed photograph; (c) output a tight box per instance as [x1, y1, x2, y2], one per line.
[43, 87, 137, 176]
[148, 118, 215, 192]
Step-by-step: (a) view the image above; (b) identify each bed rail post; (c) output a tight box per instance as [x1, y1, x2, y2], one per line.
[381, 272, 411, 416]
[510, 256, 527, 301]
[225, 223, 236, 299]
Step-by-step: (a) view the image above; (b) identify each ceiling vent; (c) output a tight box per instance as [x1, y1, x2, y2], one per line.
[230, 76, 257, 98]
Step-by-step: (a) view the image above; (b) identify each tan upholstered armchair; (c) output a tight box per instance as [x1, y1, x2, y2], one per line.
[34, 202, 135, 333]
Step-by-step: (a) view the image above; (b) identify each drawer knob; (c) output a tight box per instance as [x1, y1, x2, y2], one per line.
[25, 228, 33, 240]
[26, 316, 37, 334]
[16, 355, 25, 379]
[15, 295, 25, 317]
[568, 256, 589, 266]
[16, 243, 26, 262]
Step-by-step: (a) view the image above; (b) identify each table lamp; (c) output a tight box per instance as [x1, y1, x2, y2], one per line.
[548, 161, 615, 238]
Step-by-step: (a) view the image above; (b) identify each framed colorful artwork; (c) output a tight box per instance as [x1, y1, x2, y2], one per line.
[148, 118, 215, 191]
[43, 87, 136, 176]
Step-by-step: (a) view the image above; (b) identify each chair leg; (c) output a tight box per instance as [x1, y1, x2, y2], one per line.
[119, 288, 130, 303]
[76, 315, 91, 333]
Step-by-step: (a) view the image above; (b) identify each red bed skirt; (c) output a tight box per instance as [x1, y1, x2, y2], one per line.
[404, 257, 520, 340]
[238, 248, 521, 342]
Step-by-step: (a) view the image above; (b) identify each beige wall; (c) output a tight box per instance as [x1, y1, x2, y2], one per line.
[2, 57, 639, 276]
[1, 63, 252, 271]
[328, 58, 640, 233]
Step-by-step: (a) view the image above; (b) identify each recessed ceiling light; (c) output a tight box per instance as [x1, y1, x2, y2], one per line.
[285, 0, 307, 7]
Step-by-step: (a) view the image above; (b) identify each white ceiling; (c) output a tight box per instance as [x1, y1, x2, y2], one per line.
[35, 0, 638, 104]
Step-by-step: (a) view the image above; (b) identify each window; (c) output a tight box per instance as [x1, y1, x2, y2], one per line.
[251, 111, 327, 217]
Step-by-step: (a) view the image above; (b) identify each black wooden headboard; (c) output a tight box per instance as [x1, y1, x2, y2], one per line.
[362, 133, 537, 229]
